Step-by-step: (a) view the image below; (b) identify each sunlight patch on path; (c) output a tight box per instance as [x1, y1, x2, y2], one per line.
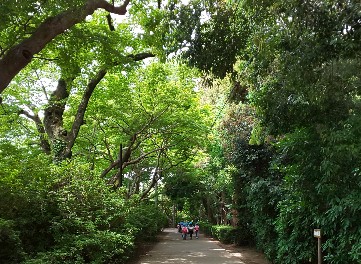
[136, 228, 247, 264]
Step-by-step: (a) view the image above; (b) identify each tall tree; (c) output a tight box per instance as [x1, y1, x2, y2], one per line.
[85, 62, 212, 196]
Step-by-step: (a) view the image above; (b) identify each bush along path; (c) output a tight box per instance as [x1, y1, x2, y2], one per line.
[132, 228, 270, 264]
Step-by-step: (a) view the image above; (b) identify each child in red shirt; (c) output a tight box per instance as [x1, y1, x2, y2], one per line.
[194, 224, 199, 239]
[181, 225, 188, 240]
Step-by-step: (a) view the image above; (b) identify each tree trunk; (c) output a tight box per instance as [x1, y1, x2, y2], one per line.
[202, 197, 216, 224]
[43, 79, 70, 161]
[220, 191, 227, 225]
[115, 144, 123, 188]
[21, 53, 153, 162]
[172, 203, 176, 228]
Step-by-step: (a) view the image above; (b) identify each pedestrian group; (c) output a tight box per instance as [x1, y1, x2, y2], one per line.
[177, 221, 200, 240]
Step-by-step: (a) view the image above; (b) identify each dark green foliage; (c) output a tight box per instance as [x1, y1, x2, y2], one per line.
[0, 218, 25, 263]
[184, 4, 249, 79]
[192, 1, 361, 263]
[275, 195, 317, 263]
[200, 223, 252, 246]
[164, 172, 199, 200]
[217, 102, 282, 259]
[0, 153, 168, 263]
[211, 225, 235, 244]
[231, 143, 282, 260]
[246, 177, 282, 258]
[198, 221, 212, 236]
[261, 108, 361, 263]
[24, 231, 134, 264]
[211, 225, 251, 246]
[125, 203, 168, 241]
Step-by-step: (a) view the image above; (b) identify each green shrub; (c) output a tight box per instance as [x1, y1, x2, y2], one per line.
[125, 203, 168, 241]
[0, 158, 169, 263]
[211, 225, 235, 244]
[198, 220, 212, 236]
[0, 152, 55, 257]
[0, 218, 25, 263]
[206, 224, 251, 245]
[233, 224, 253, 246]
[321, 193, 361, 263]
[24, 231, 134, 264]
[199, 221, 252, 245]
[275, 197, 316, 264]
[21, 161, 134, 263]
[245, 177, 282, 258]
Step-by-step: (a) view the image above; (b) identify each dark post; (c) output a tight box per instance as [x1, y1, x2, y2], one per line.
[318, 237, 322, 264]
[314, 229, 322, 264]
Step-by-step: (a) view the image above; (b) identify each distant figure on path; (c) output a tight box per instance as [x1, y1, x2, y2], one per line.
[177, 222, 182, 233]
[194, 223, 200, 239]
[188, 223, 194, 240]
[181, 224, 188, 240]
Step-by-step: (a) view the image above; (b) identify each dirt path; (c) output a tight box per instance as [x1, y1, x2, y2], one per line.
[132, 228, 270, 264]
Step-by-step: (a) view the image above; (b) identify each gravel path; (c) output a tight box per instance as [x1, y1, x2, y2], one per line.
[133, 228, 270, 264]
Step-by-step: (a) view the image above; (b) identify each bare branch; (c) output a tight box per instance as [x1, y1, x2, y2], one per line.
[140, 152, 162, 200]
[124, 144, 175, 167]
[127, 52, 155, 61]
[35, 70, 50, 102]
[106, 13, 115, 31]
[99, 124, 115, 163]
[63, 69, 107, 158]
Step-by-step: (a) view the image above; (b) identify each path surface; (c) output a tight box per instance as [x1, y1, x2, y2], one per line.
[134, 228, 270, 264]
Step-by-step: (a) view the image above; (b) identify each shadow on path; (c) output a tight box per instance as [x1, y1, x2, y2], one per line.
[132, 228, 270, 264]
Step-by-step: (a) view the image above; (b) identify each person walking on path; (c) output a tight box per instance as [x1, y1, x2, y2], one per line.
[177, 222, 183, 233]
[188, 223, 194, 240]
[194, 223, 200, 239]
[181, 224, 188, 240]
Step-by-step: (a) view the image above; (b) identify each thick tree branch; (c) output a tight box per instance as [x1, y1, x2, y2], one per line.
[98, 122, 115, 163]
[127, 52, 155, 62]
[63, 69, 107, 158]
[19, 109, 37, 122]
[140, 169, 160, 200]
[67, 51, 155, 146]
[57, 51, 152, 159]
[0, 0, 130, 93]
[124, 144, 175, 167]
[106, 14, 115, 31]
[100, 132, 137, 179]
[100, 106, 171, 179]
[100, 138, 172, 180]
[140, 150, 163, 200]
[139, 157, 188, 201]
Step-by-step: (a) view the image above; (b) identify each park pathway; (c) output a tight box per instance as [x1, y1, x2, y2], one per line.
[133, 228, 270, 264]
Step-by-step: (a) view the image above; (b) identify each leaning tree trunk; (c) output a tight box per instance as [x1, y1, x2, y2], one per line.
[43, 68, 106, 161]
[19, 53, 154, 162]
[43, 79, 70, 161]
[0, 0, 130, 93]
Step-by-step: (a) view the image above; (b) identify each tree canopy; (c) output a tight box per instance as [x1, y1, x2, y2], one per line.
[2, 0, 361, 263]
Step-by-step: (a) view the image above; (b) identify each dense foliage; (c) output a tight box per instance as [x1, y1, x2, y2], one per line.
[0, 153, 168, 263]
[0, 1, 211, 263]
[191, 1, 361, 263]
[1, 0, 361, 263]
